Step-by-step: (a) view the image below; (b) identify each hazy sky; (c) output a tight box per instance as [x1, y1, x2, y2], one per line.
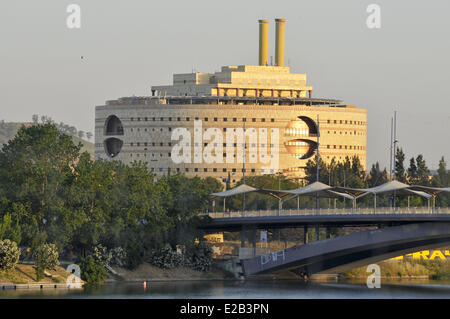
[0, 0, 449, 170]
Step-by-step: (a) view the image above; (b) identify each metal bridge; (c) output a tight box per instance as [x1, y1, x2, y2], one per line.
[240, 222, 450, 277]
[201, 207, 450, 231]
[199, 207, 450, 277]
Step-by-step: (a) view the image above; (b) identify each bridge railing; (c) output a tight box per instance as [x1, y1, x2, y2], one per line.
[205, 207, 450, 219]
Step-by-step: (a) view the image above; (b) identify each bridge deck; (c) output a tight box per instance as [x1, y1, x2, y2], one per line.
[200, 207, 450, 231]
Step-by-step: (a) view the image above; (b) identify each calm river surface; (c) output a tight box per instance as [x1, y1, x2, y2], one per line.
[1, 279, 450, 299]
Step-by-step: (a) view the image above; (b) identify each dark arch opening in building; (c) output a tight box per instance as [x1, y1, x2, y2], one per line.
[105, 115, 124, 135]
[104, 138, 123, 158]
[297, 116, 318, 135]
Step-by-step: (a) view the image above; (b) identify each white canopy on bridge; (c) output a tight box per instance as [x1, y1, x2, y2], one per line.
[407, 185, 450, 197]
[210, 184, 258, 198]
[282, 181, 354, 200]
[334, 180, 432, 200]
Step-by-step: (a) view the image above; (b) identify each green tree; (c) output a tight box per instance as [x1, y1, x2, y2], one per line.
[395, 148, 407, 183]
[408, 157, 418, 184]
[78, 255, 108, 284]
[33, 243, 59, 281]
[432, 157, 449, 207]
[161, 174, 222, 251]
[0, 123, 81, 248]
[0, 239, 20, 270]
[416, 154, 430, 186]
[368, 162, 388, 187]
[0, 212, 22, 244]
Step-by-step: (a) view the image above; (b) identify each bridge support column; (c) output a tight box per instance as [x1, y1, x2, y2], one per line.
[241, 226, 247, 248]
[249, 228, 257, 257]
[315, 225, 319, 241]
[303, 226, 308, 244]
[326, 227, 330, 239]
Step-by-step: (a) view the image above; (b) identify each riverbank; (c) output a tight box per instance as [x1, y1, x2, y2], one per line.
[340, 259, 450, 280]
[109, 262, 235, 282]
[0, 263, 72, 285]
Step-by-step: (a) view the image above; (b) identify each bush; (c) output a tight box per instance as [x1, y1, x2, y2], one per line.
[110, 247, 127, 267]
[92, 244, 111, 266]
[33, 243, 59, 271]
[92, 245, 127, 268]
[79, 255, 108, 284]
[147, 242, 213, 272]
[148, 245, 184, 269]
[190, 241, 213, 272]
[0, 239, 21, 270]
[33, 243, 59, 281]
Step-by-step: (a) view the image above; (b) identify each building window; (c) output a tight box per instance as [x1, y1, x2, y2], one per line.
[194, 168, 198, 172]
[232, 168, 236, 172]
[233, 118, 237, 122]
[186, 117, 190, 121]
[271, 118, 274, 122]
[204, 117, 208, 121]
[223, 168, 227, 172]
[214, 117, 218, 122]
[261, 118, 266, 122]
[223, 118, 227, 121]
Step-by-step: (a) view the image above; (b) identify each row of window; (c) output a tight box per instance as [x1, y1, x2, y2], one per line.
[142, 167, 269, 174]
[130, 117, 276, 123]
[126, 142, 363, 150]
[128, 142, 275, 147]
[128, 117, 366, 125]
[130, 153, 274, 159]
[328, 130, 365, 136]
[326, 145, 365, 150]
[327, 119, 366, 125]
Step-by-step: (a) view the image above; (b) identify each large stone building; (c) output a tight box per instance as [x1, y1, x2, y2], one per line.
[95, 19, 367, 182]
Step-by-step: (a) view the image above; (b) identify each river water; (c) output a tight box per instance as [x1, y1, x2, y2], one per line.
[1, 279, 449, 299]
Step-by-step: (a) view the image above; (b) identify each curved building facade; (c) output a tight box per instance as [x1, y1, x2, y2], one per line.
[95, 19, 367, 182]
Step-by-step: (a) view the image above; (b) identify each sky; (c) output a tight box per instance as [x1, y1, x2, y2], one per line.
[0, 0, 449, 170]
